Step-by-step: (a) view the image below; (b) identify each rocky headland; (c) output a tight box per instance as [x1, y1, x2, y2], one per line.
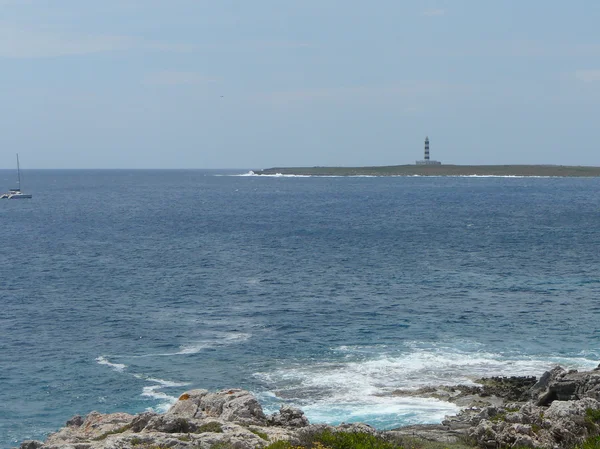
[18, 365, 600, 449]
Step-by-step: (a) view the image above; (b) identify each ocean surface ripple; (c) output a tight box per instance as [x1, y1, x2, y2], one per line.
[1, 170, 600, 446]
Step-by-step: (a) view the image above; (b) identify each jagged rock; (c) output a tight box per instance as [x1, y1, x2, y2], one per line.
[20, 441, 44, 449]
[144, 415, 195, 433]
[469, 398, 600, 449]
[477, 376, 538, 402]
[532, 366, 600, 406]
[42, 411, 136, 447]
[391, 379, 531, 408]
[267, 406, 309, 427]
[389, 424, 466, 444]
[129, 412, 157, 432]
[65, 416, 84, 427]
[333, 422, 377, 435]
[529, 366, 565, 400]
[196, 389, 267, 425]
[166, 389, 208, 418]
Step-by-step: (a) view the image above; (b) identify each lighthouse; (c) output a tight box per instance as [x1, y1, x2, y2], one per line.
[416, 136, 441, 165]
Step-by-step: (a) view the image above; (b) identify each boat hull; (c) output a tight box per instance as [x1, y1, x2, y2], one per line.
[8, 194, 32, 199]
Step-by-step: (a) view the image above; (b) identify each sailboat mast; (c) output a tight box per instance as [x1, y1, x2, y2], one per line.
[16, 153, 21, 188]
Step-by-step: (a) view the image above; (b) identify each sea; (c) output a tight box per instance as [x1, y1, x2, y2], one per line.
[1, 169, 600, 448]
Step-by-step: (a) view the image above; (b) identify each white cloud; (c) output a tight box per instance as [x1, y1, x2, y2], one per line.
[575, 70, 600, 83]
[143, 71, 217, 86]
[0, 24, 191, 58]
[423, 8, 445, 16]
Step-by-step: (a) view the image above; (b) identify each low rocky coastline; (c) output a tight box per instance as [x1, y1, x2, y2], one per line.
[19, 365, 600, 449]
[251, 165, 600, 177]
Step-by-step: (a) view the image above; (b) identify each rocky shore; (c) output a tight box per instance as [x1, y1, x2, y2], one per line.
[18, 365, 600, 449]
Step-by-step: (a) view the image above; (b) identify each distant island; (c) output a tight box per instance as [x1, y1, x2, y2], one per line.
[251, 164, 600, 177]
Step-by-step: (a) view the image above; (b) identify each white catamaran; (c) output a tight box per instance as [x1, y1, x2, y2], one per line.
[1, 154, 32, 199]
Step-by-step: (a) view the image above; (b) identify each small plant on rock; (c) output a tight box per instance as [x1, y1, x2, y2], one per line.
[91, 423, 132, 441]
[249, 428, 269, 440]
[196, 421, 224, 433]
[587, 408, 600, 423]
[577, 435, 600, 449]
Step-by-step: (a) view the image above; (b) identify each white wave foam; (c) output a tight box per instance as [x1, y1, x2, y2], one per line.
[96, 356, 127, 372]
[301, 396, 459, 429]
[231, 171, 558, 179]
[173, 332, 252, 354]
[142, 377, 190, 413]
[146, 377, 190, 388]
[133, 332, 253, 357]
[230, 171, 376, 178]
[255, 341, 599, 428]
[248, 172, 312, 178]
[174, 343, 213, 355]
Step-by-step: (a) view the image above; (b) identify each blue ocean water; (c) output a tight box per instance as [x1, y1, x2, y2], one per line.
[1, 170, 600, 447]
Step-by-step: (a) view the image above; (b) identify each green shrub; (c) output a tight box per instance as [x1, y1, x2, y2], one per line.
[490, 412, 507, 423]
[275, 429, 478, 449]
[91, 423, 132, 441]
[386, 435, 475, 449]
[587, 409, 600, 423]
[314, 430, 398, 449]
[577, 435, 600, 449]
[277, 429, 398, 449]
[249, 428, 269, 440]
[197, 421, 224, 433]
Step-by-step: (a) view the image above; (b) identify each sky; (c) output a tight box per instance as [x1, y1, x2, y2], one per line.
[1, 0, 599, 169]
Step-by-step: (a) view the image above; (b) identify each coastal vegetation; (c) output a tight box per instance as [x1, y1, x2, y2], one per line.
[252, 165, 600, 177]
[263, 429, 473, 449]
[196, 422, 224, 433]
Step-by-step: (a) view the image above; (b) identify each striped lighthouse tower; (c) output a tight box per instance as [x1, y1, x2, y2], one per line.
[415, 136, 441, 165]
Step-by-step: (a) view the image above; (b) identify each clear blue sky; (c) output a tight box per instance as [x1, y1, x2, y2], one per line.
[1, 1, 599, 169]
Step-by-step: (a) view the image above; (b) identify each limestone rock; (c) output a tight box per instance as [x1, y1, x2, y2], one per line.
[20, 441, 44, 449]
[532, 366, 600, 406]
[44, 411, 136, 446]
[144, 414, 195, 433]
[65, 416, 84, 428]
[267, 406, 309, 428]
[166, 389, 208, 419]
[469, 398, 600, 449]
[129, 412, 157, 432]
[389, 424, 466, 444]
[196, 389, 267, 425]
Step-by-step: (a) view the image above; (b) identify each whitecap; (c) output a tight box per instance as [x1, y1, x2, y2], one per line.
[141, 377, 190, 413]
[133, 332, 253, 357]
[95, 356, 127, 372]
